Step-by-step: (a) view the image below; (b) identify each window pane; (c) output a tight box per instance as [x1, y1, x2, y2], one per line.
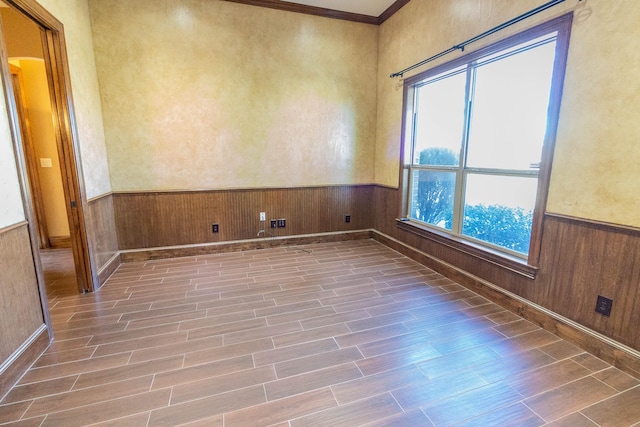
[462, 174, 537, 254]
[466, 40, 556, 170]
[413, 71, 467, 166]
[410, 170, 456, 230]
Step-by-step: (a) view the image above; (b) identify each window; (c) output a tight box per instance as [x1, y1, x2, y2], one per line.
[400, 15, 572, 274]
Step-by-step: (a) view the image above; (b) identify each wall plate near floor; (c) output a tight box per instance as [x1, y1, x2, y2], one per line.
[595, 295, 613, 317]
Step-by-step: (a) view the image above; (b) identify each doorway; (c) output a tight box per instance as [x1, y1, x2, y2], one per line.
[0, 1, 94, 295]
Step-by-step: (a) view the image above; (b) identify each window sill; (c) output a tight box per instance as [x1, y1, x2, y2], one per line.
[395, 218, 538, 280]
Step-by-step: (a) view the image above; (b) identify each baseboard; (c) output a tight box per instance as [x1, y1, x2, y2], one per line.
[97, 251, 121, 287]
[119, 230, 374, 263]
[0, 325, 50, 401]
[371, 230, 640, 379]
[48, 235, 71, 248]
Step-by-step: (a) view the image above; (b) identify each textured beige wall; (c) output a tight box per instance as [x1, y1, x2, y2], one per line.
[14, 59, 70, 237]
[376, 0, 640, 227]
[36, 0, 112, 199]
[88, 0, 378, 191]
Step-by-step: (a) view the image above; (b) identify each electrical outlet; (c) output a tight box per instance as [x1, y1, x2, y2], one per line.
[277, 219, 286, 228]
[270, 219, 277, 228]
[212, 223, 219, 233]
[595, 295, 613, 317]
[345, 215, 351, 223]
[260, 212, 266, 221]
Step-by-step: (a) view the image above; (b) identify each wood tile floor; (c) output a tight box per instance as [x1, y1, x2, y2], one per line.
[40, 248, 79, 300]
[1, 239, 639, 426]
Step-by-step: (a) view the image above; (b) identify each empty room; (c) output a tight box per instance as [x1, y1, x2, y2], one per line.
[1, 0, 639, 425]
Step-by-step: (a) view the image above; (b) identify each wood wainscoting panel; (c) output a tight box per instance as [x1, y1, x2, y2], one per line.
[0, 223, 48, 394]
[372, 186, 640, 363]
[86, 193, 120, 285]
[113, 186, 374, 250]
[537, 214, 640, 349]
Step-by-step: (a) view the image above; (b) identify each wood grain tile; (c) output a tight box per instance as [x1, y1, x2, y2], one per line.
[524, 376, 617, 422]
[391, 368, 488, 410]
[456, 402, 544, 427]
[73, 355, 184, 390]
[253, 338, 339, 366]
[148, 385, 265, 427]
[151, 355, 254, 390]
[24, 376, 154, 418]
[224, 388, 337, 427]
[274, 347, 363, 378]
[580, 385, 640, 427]
[421, 382, 522, 425]
[170, 366, 276, 405]
[289, 392, 402, 427]
[364, 409, 434, 427]
[543, 412, 599, 427]
[592, 367, 640, 391]
[505, 359, 591, 397]
[4, 240, 638, 426]
[18, 353, 131, 385]
[41, 389, 171, 427]
[265, 362, 362, 400]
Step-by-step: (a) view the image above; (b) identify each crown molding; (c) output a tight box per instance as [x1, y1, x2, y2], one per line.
[222, 0, 410, 25]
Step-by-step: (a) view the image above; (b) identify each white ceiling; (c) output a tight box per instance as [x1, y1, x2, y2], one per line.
[283, 0, 398, 17]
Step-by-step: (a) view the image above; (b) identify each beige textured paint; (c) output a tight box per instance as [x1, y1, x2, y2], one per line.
[376, 0, 640, 227]
[88, 0, 378, 191]
[16, 59, 69, 237]
[36, 0, 112, 199]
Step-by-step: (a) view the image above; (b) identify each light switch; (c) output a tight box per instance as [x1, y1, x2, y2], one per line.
[40, 158, 52, 168]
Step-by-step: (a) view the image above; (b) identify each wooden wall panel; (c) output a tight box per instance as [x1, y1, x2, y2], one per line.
[86, 193, 120, 285]
[113, 185, 374, 250]
[373, 185, 640, 353]
[0, 223, 45, 364]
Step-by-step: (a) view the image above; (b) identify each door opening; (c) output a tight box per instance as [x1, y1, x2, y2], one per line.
[0, 1, 94, 296]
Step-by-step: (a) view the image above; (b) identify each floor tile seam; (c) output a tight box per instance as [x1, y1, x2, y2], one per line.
[518, 373, 620, 411]
[8, 399, 38, 425]
[222, 321, 305, 345]
[520, 399, 552, 424]
[178, 310, 260, 332]
[273, 347, 365, 380]
[92, 323, 186, 345]
[21, 386, 168, 421]
[262, 306, 337, 325]
[162, 382, 266, 412]
[2, 372, 82, 407]
[570, 357, 612, 375]
[574, 376, 638, 407]
[48, 301, 119, 314]
[576, 411, 603, 426]
[118, 303, 202, 323]
[254, 300, 325, 316]
[22, 374, 160, 419]
[254, 343, 350, 370]
[18, 355, 133, 387]
[263, 361, 361, 399]
[489, 324, 539, 340]
[413, 382, 525, 425]
[189, 320, 270, 342]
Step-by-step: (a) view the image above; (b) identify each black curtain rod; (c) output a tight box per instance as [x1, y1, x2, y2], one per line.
[390, 0, 568, 78]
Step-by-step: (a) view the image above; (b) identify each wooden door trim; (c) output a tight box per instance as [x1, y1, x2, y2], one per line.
[4, 0, 94, 293]
[9, 63, 50, 249]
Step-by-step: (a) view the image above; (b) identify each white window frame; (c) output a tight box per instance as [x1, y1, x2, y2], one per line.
[398, 14, 573, 278]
